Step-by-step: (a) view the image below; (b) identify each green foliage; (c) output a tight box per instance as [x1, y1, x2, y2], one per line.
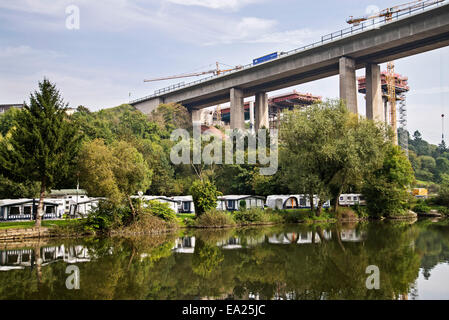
[363, 145, 415, 218]
[190, 179, 222, 216]
[85, 200, 131, 231]
[280, 99, 388, 215]
[233, 208, 267, 223]
[0, 107, 21, 137]
[143, 200, 177, 222]
[276, 209, 311, 223]
[78, 139, 152, 202]
[0, 174, 40, 199]
[435, 174, 449, 206]
[0, 79, 81, 225]
[0, 79, 81, 189]
[413, 200, 431, 214]
[194, 209, 236, 227]
[408, 131, 449, 184]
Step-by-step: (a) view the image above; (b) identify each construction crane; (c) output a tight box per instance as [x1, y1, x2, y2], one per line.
[347, 0, 444, 25]
[346, 0, 444, 146]
[144, 62, 243, 82]
[386, 62, 398, 145]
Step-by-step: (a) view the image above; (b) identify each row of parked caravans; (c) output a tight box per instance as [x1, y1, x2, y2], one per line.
[0, 197, 102, 222]
[0, 192, 365, 221]
[151, 194, 366, 214]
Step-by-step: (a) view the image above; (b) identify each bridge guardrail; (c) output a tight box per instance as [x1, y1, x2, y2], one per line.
[130, 1, 446, 104]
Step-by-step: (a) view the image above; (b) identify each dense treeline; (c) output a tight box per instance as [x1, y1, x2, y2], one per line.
[406, 129, 449, 188]
[0, 79, 426, 226]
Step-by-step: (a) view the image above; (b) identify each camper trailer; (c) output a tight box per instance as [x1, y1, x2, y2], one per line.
[266, 195, 330, 210]
[216, 196, 265, 211]
[338, 194, 366, 206]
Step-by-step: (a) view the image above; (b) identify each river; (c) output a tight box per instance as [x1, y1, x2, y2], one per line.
[0, 219, 448, 300]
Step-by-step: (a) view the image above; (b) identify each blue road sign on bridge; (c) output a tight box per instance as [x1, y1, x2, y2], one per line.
[253, 52, 278, 65]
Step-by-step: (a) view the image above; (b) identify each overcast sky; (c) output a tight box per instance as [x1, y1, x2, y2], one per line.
[0, 0, 448, 144]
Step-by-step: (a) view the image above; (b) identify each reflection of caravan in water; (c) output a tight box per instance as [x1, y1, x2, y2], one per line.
[216, 236, 265, 249]
[340, 229, 367, 242]
[266, 195, 330, 210]
[172, 237, 196, 253]
[268, 231, 332, 244]
[0, 245, 91, 271]
[216, 237, 243, 250]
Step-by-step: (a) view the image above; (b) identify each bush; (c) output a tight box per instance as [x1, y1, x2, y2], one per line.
[413, 200, 431, 214]
[276, 209, 310, 223]
[190, 179, 222, 216]
[125, 214, 174, 233]
[233, 208, 267, 223]
[85, 200, 131, 231]
[143, 200, 177, 222]
[336, 206, 359, 220]
[363, 145, 415, 218]
[195, 209, 236, 227]
[436, 206, 449, 215]
[346, 204, 368, 218]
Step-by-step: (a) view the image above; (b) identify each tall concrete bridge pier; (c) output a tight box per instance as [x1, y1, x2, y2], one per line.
[131, 3, 449, 129]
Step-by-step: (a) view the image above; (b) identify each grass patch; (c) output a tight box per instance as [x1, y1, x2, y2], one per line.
[0, 219, 80, 230]
[176, 213, 196, 227]
[0, 221, 35, 229]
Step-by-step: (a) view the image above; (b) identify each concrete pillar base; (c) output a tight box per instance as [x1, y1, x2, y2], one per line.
[192, 109, 202, 126]
[339, 57, 358, 114]
[230, 88, 245, 130]
[365, 63, 383, 121]
[249, 101, 255, 132]
[255, 92, 269, 131]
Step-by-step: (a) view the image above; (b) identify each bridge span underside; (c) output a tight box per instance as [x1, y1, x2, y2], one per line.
[132, 4, 449, 129]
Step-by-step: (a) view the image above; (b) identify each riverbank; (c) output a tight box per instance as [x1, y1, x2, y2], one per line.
[0, 207, 426, 240]
[0, 227, 56, 241]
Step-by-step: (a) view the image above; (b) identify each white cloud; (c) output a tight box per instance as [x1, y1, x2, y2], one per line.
[164, 0, 263, 10]
[0, 45, 137, 110]
[0, 0, 326, 47]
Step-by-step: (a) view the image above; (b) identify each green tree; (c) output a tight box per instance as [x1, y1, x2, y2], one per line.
[280, 100, 388, 215]
[0, 175, 40, 199]
[78, 139, 152, 218]
[363, 145, 415, 218]
[0, 79, 81, 226]
[435, 157, 449, 181]
[0, 107, 21, 137]
[190, 179, 222, 216]
[419, 155, 436, 172]
[436, 174, 449, 206]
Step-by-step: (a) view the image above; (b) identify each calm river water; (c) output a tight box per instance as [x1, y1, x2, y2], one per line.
[1, 219, 448, 300]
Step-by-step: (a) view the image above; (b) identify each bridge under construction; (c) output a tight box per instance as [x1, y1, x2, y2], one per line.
[131, 1, 449, 144]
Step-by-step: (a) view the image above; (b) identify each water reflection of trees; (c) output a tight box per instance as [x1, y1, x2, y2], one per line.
[415, 220, 449, 280]
[0, 221, 448, 300]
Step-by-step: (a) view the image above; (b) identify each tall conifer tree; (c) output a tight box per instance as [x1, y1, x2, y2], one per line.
[0, 79, 81, 226]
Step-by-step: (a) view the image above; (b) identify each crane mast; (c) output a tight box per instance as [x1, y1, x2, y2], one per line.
[386, 62, 398, 145]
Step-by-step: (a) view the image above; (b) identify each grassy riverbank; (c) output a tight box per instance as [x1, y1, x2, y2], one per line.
[0, 219, 79, 230]
[0, 205, 423, 238]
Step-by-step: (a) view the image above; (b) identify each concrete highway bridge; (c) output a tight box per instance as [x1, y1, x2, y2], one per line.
[131, 2, 449, 130]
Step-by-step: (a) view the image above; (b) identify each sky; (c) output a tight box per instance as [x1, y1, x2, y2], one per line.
[0, 0, 448, 144]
